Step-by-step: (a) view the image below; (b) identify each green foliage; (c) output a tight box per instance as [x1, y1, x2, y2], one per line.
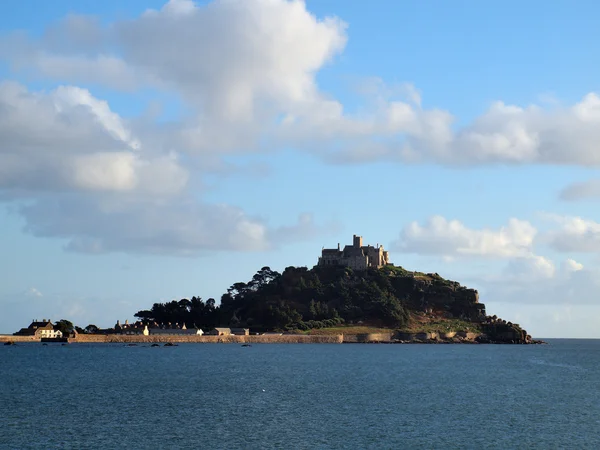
[134, 296, 219, 329]
[133, 264, 478, 332]
[399, 318, 482, 333]
[84, 324, 99, 334]
[54, 319, 74, 335]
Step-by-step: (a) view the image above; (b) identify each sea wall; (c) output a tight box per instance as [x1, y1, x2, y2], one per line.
[70, 334, 344, 344]
[393, 331, 481, 342]
[342, 333, 392, 343]
[0, 335, 38, 343]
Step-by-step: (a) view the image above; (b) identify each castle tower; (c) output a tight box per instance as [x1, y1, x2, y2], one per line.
[353, 234, 363, 248]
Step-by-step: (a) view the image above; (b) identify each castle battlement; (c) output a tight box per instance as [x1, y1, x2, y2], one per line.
[318, 234, 389, 270]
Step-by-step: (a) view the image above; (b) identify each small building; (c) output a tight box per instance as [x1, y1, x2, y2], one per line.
[231, 328, 250, 336]
[13, 319, 63, 339]
[113, 319, 145, 335]
[144, 324, 203, 335]
[207, 328, 232, 336]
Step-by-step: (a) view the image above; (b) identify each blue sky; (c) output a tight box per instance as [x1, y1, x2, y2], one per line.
[2, 0, 600, 337]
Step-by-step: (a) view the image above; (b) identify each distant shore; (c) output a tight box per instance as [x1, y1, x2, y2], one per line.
[0, 333, 545, 345]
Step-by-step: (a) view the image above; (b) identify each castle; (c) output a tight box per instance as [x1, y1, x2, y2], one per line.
[318, 235, 390, 270]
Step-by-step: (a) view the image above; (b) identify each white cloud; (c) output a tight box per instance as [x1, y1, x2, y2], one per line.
[0, 81, 187, 196]
[543, 214, 600, 253]
[0, 81, 330, 255]
[502, 255, 556, 281]
[476, 257, 600, 306]
[53, 85, 141, 150]
[562, 258, 584, 272]
[4, 1, 600, 167]
[2, 0, 348, 154]
[391, 216, 537, 258]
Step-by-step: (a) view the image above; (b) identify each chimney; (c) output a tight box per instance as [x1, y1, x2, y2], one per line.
[337, 243, 340, 251]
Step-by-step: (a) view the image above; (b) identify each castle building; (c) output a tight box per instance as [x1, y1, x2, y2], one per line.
[318, 235, 390, 270]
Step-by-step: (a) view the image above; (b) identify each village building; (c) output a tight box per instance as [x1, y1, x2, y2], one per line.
[318, 235, 390, 270]
[231, 328, 250, 336]
[206, 327, 250, 336]
[143, 323, 204, 336]
[113, 319, 145, 335]
[13, 319, 63, 338]
[206, 328, 231, 336]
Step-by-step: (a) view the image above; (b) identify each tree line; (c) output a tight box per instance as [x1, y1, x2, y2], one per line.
[133, 265, 410, 332]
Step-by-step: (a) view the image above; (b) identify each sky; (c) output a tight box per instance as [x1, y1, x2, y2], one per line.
[2, 0, 600, 337]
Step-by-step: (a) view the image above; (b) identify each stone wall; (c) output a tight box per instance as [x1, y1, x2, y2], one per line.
[342, 333, 392, 343]
[393, 331, 481, 342]
[71, 334, 344, 344]
[0, 335, 38, 343]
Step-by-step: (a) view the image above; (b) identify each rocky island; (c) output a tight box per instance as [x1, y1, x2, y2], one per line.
[2, 235, 541, 344]
[130, 234, 540, 344]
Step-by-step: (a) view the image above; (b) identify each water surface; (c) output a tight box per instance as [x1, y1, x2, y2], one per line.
[1, 340, 599, 449]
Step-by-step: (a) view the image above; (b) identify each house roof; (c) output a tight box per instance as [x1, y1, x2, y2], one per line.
[29, 321, 53, 329]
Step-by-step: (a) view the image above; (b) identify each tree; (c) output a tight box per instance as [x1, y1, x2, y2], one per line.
[84, 324, 100, 334]
[54, 319, 74, 335]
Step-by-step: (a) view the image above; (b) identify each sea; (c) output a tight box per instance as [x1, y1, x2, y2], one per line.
[1, 340, 599, 449]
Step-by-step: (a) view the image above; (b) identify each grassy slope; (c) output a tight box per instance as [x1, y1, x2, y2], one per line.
[301, 315, 481, 335]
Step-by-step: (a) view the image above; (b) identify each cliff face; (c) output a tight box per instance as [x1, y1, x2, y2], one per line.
[374, 267, 533, 343]
[389, 272, 486, 322]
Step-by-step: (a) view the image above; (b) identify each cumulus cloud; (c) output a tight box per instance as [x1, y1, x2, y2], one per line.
[477, 257, 600, 306]
[501, 255, 556, 281]
[562, 258, 584, 272]
[0, 82, 328, 256]
[543, 214, 600, 253]
[2, 0, 348, 154]
[0, 81, 166, 195]
[391, 216, 537, 258]
[4, 0, 600, 167]
[5, 0, 600, 256]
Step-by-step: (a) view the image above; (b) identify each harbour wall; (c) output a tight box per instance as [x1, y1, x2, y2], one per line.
[70, 334, 345, 344]
[0, 335, 38, 343]
[342, 333, 392, 343]
[1, 332, 482, 344]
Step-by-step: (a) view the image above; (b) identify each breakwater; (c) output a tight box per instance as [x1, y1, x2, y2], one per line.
[0, 335, 38, 343]
[2, 332, 540, 344]
[70, 334, 345, 344]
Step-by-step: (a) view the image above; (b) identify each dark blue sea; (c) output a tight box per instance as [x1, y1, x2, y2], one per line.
[1, 340, 600, 449]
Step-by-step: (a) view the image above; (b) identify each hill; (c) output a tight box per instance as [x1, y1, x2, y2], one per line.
[134, 264, 532, 343]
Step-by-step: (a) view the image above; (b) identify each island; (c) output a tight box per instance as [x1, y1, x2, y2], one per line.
[2, 234, 543, 345]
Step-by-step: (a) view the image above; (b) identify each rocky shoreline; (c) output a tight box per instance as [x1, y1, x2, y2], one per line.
[1, 333, 545, 345]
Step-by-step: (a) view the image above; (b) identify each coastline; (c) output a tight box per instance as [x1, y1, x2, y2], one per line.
[0, 333, 545, 344]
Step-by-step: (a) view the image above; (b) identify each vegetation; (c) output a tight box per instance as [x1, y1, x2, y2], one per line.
[130, 264, 490, 335]
[135, 265, 417, 332]
[54, 319, 74, 335]
[398, 314, 482, 333]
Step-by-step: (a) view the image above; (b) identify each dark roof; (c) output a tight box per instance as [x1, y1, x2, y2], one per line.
[28, 321, 53, 329]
